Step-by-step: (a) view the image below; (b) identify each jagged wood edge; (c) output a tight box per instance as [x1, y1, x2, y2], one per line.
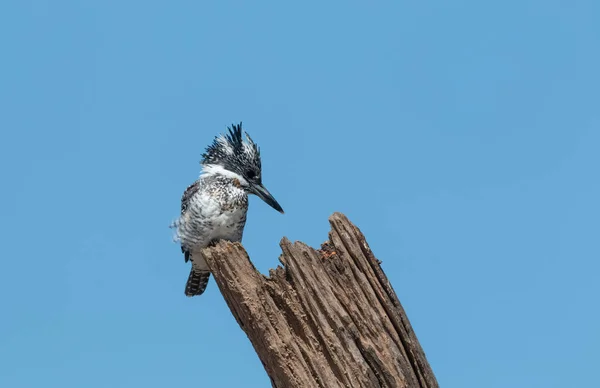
[201, 212, 438, 388]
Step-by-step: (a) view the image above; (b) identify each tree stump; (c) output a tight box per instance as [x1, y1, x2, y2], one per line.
[202, 212, 438, 388]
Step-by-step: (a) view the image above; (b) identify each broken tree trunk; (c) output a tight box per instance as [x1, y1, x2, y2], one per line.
[202, 212, 438, 388]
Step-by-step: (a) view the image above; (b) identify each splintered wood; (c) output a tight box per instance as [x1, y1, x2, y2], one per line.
[202, 212, 438, 388]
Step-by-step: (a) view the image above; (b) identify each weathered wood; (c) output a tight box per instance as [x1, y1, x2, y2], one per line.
[202, 212, 438, 388]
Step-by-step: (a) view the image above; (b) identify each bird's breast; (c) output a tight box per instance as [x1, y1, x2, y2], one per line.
[186, 190, 248, 243]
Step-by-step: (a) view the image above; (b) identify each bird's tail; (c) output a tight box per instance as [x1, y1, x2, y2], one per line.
[185, 268, 210, 297]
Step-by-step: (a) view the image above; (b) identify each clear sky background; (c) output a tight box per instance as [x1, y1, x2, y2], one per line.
[1, 1, 598, 387]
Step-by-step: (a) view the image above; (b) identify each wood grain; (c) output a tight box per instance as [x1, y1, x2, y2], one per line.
[202, 212, 438, 388]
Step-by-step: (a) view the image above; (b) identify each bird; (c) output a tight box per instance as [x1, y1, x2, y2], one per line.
[172, 122, 284, 297]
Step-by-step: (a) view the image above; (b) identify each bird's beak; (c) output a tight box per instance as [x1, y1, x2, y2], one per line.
[252, 184, 284, 214]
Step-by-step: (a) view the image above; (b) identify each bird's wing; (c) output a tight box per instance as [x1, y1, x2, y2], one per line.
[180, 181, 200, 262]
[181, 181, 200, 215]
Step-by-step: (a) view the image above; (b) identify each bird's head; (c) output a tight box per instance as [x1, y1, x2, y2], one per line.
[201, 122, 284, 214]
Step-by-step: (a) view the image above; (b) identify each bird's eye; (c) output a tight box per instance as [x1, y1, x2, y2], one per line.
[246, 170, 256, 179]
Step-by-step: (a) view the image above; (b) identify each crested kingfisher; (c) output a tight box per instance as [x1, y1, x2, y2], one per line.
[172, 122, 284, 297]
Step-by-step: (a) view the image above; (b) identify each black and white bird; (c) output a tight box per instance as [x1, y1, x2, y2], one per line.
[172, 122, 284, 297]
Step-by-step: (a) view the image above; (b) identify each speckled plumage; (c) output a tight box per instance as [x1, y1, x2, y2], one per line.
[176, 175, 248, 296]
[178, 176, 248, 249]
[172, 122, 283, 297]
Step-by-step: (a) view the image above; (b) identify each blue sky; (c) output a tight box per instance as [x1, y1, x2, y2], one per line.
[1, 1, 598, 387]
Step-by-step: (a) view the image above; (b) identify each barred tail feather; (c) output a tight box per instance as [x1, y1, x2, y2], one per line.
[185, 269, 210, 297]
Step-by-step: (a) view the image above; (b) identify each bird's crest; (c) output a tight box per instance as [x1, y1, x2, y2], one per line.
[202, 122, 260, 165]
[200, 122, 262, 181]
